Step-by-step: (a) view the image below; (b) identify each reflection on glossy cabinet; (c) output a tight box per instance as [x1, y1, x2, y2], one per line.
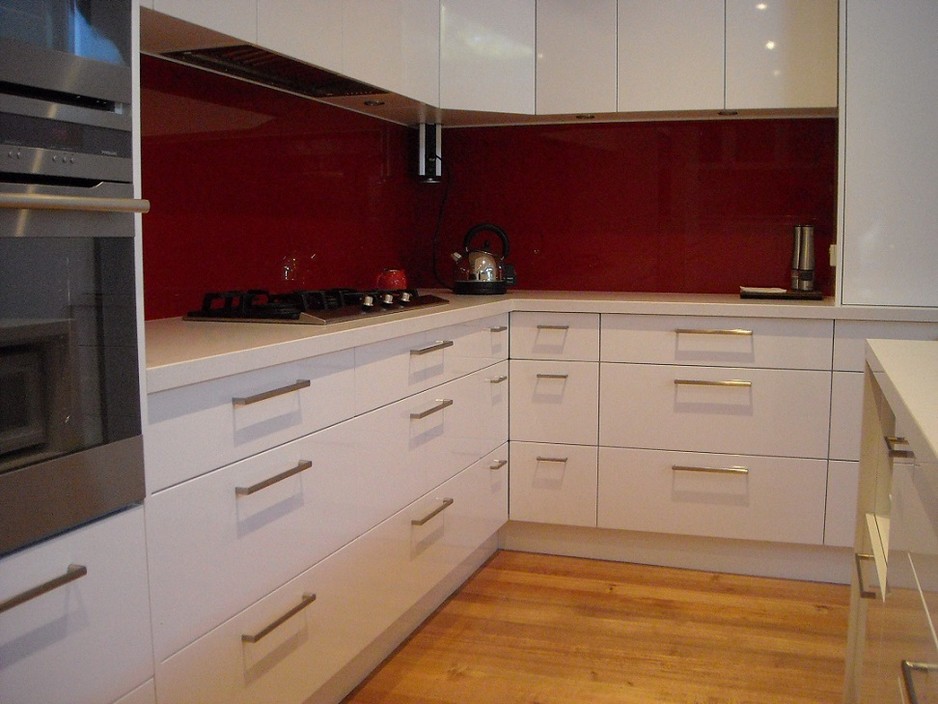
[152, 0, 257, 42]
[257, 0, 344, 73]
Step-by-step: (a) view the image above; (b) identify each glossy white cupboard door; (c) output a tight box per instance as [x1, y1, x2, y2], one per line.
[617, 0, 723, 112]
[440, 0, 536, 113]
[509, 442, 598, 527]
[840, 1, 938, 306]
[152, 0, 257, 42]
[509, 359, 599, 445]
[725, 0, 837, 110]
[257, 0, 344, 74]
[535, 0, 617, 115]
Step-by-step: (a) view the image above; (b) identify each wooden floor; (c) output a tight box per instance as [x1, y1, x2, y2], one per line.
[342, 550, 850, 704]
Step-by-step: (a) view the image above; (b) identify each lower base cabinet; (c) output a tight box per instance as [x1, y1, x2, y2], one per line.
[154, 445, 508, 704]
[509, 441, 598, 527]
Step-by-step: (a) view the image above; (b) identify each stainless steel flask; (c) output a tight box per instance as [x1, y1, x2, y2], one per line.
[791, 225, 816, 291]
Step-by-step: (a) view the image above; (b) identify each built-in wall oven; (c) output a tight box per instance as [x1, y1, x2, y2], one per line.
[0, 0, 150, 556]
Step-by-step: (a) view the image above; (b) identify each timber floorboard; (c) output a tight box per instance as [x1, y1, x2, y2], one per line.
[341, 550, 850, 704]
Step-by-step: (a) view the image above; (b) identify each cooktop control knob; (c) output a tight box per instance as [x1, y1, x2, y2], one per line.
[361, 295, 375, 310]
[400, 291, 412, 304]
[381, 293, 395, 306]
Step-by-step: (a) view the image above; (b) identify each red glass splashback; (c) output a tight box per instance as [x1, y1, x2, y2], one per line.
[141, 56, 836, 320]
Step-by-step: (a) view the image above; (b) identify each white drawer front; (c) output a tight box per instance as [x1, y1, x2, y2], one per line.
[601, 314, 833, 369]
[156, 448, 507, 704]
[147, 363, 507, 662]
[509, 441, 598, 527]
[0, 508, 153, 704]
[600, 363, 831, 458]
[826, 460, 860, 548]
[830, 371, 864, 461]
[509, 359, 599, 445]
[146, 350, 355, 491]
[598, 448, 827, 544]
[833, 320, 938, 371]
[355, 314, 509, 414]
[510, 311, 600, 360]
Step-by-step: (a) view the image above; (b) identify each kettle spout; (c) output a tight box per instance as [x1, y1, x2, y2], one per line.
[450, 251, 463, 262]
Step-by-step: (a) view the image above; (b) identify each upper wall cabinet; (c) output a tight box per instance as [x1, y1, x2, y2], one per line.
[725, 0, 838, 110]
[440, 0, 536, 114]
[535, 0, 617, 115]
[840, 1, 938, 307]
[256, 0, 343, 74]
[151, 0, 257, 43]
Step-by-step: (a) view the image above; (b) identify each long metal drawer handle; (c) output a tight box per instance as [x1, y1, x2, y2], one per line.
[490, 325, 508, 332]
[536, 324, 569, 330]
[902, 660, 938, 704]
[410, 399, 453, 420]
[411, 498, 454, 526]
[235, 460, 313, 496]
[674, 328, 753, 336]
[536, 373, 569, 380]
[885, 435, 915, 459]
[241, 593, 317, 644]
[410, 340, 454, 356]
[232, 379, 310, 406]
[674, 379, 752, 388]
[0, 193, 151, 213]
[536, 456, 568, 463]
[489, 459, 508, 470]
[671, 465, 749, 475]
[488, 375, 508, 384]
[854, 553, 877, 600]
[0, 564, 87, 615]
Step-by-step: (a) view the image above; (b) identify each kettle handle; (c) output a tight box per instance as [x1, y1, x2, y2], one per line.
[463, 223, 510, 259]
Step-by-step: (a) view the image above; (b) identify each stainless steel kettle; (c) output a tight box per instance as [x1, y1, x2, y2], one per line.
[451, 223, 515, 295]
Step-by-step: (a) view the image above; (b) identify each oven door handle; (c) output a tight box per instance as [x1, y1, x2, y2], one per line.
[0, 193, 151, 214]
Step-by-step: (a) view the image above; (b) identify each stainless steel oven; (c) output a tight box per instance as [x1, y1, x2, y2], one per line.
[0, 0, 149, 556]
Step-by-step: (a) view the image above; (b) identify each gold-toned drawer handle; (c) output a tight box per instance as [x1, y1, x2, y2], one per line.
[0, 193, 151, 213]
[489, 459, 508, 470]
[536, 324, 569, 330]
[854, 553, 877, 600]
[671, 465, 749, 475]
[902, 660, 938, 704]
[410, 399, 453, 420]
[536, 456, 568, 463]
[232, 379, 310, 406]
[674, 379, 752, 388]
[241, 593, 316, 644]
[536, 373, 569, 380]
[490, 325, 508, 332]
[674, 328, 753, 336]
[885, 436, 915, 459]
[235, 460, 313, 496]
[412, 498, 454, 526]
[410, 340, 454, 356]
[0, 564, 87, 615]
[488, 375, 508, 384]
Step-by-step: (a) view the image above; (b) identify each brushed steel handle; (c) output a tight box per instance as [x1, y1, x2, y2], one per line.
[536, 373, 569, 380]
[489, 459, 508, 470]
[674, 379, 752, 388]
[885, 435, 914, 459]
[232, 379, 310, 406]
[671, 464, 749, 475]
[490, 325, 508, 332]
[854, 553, 877, 600]
[674, 328, 753, 336]
[536, 324, 569, 330]
[536, 456, 568, 463]
[241, 593, 316, 644]
[0, 564, 87, 615]
[410, 399, 453, 420]
[410, 340, 454, 356]
[488, 375, 508, 384]
[411, 498, 454, 526]
[0, 193, 151, 213]
[902, 660, 938, 704]
[235, 460, 313, 496]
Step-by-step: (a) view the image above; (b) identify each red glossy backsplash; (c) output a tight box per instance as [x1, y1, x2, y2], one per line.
[141, 56, 836, 320]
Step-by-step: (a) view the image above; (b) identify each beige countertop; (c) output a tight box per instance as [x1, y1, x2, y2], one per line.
[145, 290, 938, 393]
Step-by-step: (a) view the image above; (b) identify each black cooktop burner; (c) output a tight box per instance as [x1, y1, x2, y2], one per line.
[184, 288, 448, 325]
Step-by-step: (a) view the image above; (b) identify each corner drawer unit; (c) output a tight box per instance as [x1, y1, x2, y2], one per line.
[509, 441, 598, 527]
[145, 349, 356, 491]
[510, 311, 600, 361]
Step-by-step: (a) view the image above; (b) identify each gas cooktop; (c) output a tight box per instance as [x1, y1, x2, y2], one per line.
[184, 288, 449, 325]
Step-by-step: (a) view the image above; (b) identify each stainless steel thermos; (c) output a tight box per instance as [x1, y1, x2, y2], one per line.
[791, 225, 815, 291]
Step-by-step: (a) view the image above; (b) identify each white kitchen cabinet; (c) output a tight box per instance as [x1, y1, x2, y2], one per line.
[617, 0, 724, 113]
[725, 0, 838, 110]
[151, 0, 257, 42]
[510, 359, 599, 446]
[510, 311, 599, 361]
[840, 1, 938, 307]
[0, 508, 153, 704]
[256, 0, 344, 74]
[535, 0, 617, 115]
[598, 447, 827, 544]
[510, 442, 598, 527]
[440, 0, 536, 113]
[827, 460, 860, 548]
